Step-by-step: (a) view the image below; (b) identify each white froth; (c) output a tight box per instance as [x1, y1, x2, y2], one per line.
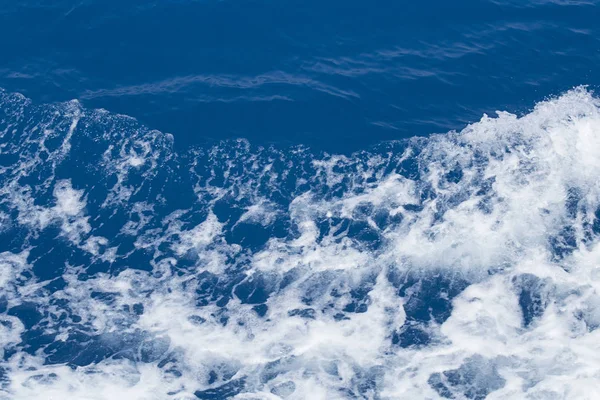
[3, 88, 600, 399]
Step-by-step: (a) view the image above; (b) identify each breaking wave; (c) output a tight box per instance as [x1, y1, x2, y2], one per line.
[1, 87, 600, 399]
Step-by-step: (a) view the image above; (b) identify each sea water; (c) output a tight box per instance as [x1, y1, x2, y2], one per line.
[1, 1, 600, 399]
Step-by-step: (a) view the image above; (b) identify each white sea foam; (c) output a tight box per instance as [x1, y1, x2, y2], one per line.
[1, 87, 600, 399]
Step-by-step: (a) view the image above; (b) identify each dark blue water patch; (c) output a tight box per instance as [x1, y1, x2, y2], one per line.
[212, 199, 246, 224]
[346, 220, 383, 250]
[19, 326, 56, 356]
[100, 236, 154, 276]
[445, 164, 464, 185]
[0, 216, 30, 255]
[0, 297, 7, 314]
[388, 271, 469, 347]
[343, 285, 374, 314]
[194, 272, 222, 307]
[226, 219, 289, 252]
[234, 272, 277, 305]
[214, 200, 293, 252]
[44, 330, 145, 367]
[157, 354, 178, 370]
[343, 302, 369, 314]
[395, 272, 469, 325]
[192, 143, 315, 207]
[27, 228, 90, 281]
[392, 326, 431, 348]
[5, 301, 81, 358]
[513, 273, 550, 328]
[591, 207, 600, 237]
[194, 271, 246, 308]
[50, 298, 78, 324]
[43, 331, 92, 365]
[7, 302, 44, 330]
[401, 204, 424, 213]
[372, 207, 405, 232]
[252, 304, 268, 317]
[132, 303, 144, 315]
[0, 147, 20, 169]
[208, 371, 219, 385]
[194, 377, 246, 400]
[428, 356, 506, 400]
[315, 217, 334, 243]
[43, 276, 67, 293]
[330, 218, 351, 238]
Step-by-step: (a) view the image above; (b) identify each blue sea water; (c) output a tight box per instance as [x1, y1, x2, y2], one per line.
[2, 0, 600, 152]
[1, 1, 600, 399]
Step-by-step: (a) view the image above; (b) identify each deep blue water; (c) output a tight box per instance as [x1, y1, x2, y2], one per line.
[1, 0, 599, 152]
[2, 1, 600, 399]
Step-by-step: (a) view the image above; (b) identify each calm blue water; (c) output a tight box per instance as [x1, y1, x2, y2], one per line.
[1, 0, 599, 152]
[1, 1, 600, 399]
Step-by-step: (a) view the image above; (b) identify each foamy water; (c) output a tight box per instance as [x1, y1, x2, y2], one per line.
[2, 87, 600, 399]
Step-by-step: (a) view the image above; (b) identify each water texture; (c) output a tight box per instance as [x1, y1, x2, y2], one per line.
[1, 1, 600, 399]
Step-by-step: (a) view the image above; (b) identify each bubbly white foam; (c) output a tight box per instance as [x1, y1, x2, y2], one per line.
[1, 87, 600, 399]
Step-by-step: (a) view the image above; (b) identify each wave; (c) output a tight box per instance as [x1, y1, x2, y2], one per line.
[1, 87, 600, 399]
